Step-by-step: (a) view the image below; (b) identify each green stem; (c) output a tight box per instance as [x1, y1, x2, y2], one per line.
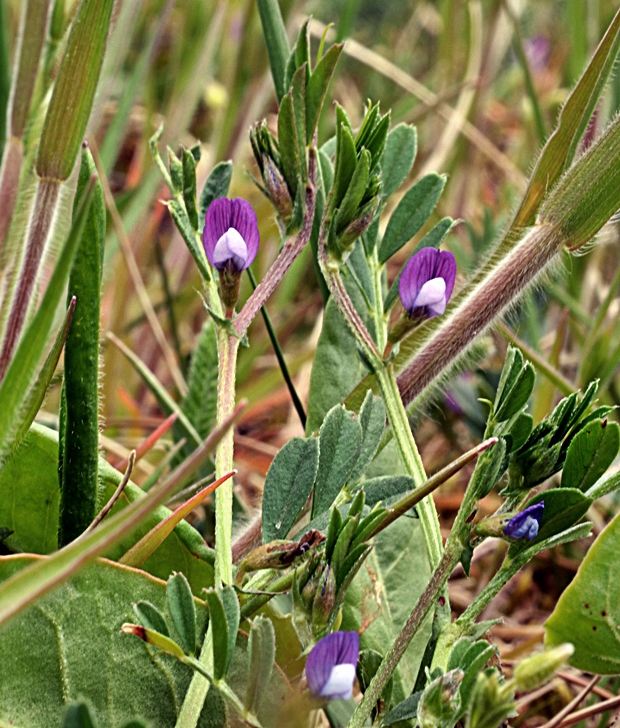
[214, 329, 240, 586]
[374, 363, 443, 570]
[175, 628, 214, 728]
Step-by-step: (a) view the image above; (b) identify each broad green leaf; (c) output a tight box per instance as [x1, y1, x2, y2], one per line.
[561, 419, 620, 492]
[0, 178, 94, 463]
[0, 556, 215, 727]
[545, 509, 620, 673]
[312, 405, 362, 517]
[261, 437, 319, 543]
[307, 267, 376, 433]
[381, 123, 417, 199]
[245, 616, 276, 715]
[347, 391, 386, 484]
[508, 488, 592, 557]
[63, 703, 97, 728]
[167, 572, 197, 655]
[59, 145, 106, 546]
[256, 0, 290, 102]
[0, 424, 214, 591]
[383, 217, 457, 312]
[341, 517, 432, 710]
[37, 0, 114, 181]
[362, 475, 417, 507]
[183, 321, 218, 439]
[199, 160, 233, 229]
[379, 173, 446, 264]
[305, 43, 343, 143]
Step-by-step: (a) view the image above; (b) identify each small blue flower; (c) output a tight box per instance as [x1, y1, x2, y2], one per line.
[503, 502, 545, 540]
[305, 631, 359, 701]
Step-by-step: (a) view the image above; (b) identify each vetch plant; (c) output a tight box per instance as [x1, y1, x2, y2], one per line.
[2, 2, 620, 728]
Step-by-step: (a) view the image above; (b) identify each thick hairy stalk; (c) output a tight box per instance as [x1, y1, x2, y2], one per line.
[0, 178, 60, 380]
[397, 224, 559, 405]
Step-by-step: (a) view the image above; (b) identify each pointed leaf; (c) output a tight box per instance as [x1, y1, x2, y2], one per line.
[306, 43, 343, 142]
[256, 0, 290, 102]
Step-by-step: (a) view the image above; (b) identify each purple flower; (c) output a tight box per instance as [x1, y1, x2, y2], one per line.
[306, 631, 359, 701]
[503, 502, 544, 540]
[203, 197, 259, 272]
[399, 247, 457, 319]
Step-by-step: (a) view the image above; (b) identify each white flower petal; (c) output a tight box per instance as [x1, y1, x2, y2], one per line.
[213, 227, 248, 268]
[320, 663, 356, 701]
[413, 277, 446, 308]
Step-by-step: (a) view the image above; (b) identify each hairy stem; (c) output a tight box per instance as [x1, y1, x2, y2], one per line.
[348, 544, 461, 728]
[214, 329, 240, 586]
[0, 177, 60, 381]
[0, 136, 23, 260]
[397, 225, 560, 406]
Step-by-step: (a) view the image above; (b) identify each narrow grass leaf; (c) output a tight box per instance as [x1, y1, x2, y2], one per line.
[256, 0, 290, 102]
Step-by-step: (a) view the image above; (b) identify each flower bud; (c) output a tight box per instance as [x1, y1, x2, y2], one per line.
[312, 566, 336, 638]
[467, 671, 515, 728]
[417, 669, 464, 728]
[263, 155, 293, 224]
[513, 644, 574, 691]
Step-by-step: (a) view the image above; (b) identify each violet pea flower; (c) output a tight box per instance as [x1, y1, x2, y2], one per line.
[399, 247, 457, 319]
[203, 197, 259, 273]
[503, 501, 544, 540]
[305, 631, 360, 701]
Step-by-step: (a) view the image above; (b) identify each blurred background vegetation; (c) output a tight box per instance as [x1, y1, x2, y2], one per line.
[4, 3, 620, 707]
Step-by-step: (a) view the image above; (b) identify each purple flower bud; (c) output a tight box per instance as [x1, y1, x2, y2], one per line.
[503, 501, 544, 540]
[399, 247, 457, 319]
[305, 631, 359, 701]
[203, 197, 259, 273]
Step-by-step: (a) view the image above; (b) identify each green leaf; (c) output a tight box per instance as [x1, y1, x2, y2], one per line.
[261, 437, 319, 543]
[362, 475, 417, 507]
[383, 692, 421, 726]
[545, 509, 620, 673]
[290, 64, 307, 180]
[277, 92, 300, 200]
[312, 405, 363, 517]
[379, 173, 446, 264]
[168, 199, 211, 282]
[336, 149, 370, 232]
[332, 119, 358, 211]
[167, 572, 197, 655]
[507, 413, 533, 452]
[329, 515, 359, 575]
[63, 703, 97, 728]
[513, 6, 620, 228]
[59, 145, 106, 546]
[0, 175, 95, 464]
[383, 217, 457, 312]
[244, 616, 276, 714]
[305, 43, 343, 143]
[134, 600, 169, 637]
[561, 419, 619, 492]
[341, 517, 432, 710]
[182, 147, 198, 229]
[204, 586, 240, 682]
[183, 321, 218, 439]
[348, 391, 386, 484]
[220, 585, 240, 675]
[0, 557, 216, 727]
[256, 0, 290, 102]
[494, 362, 535, 422]
[509, 488, 592, 557]
[381, 124, 417, 199]
[199, 160, 233, 229]
[0, 423, 215, 590]
[494, 347, 524, 410]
